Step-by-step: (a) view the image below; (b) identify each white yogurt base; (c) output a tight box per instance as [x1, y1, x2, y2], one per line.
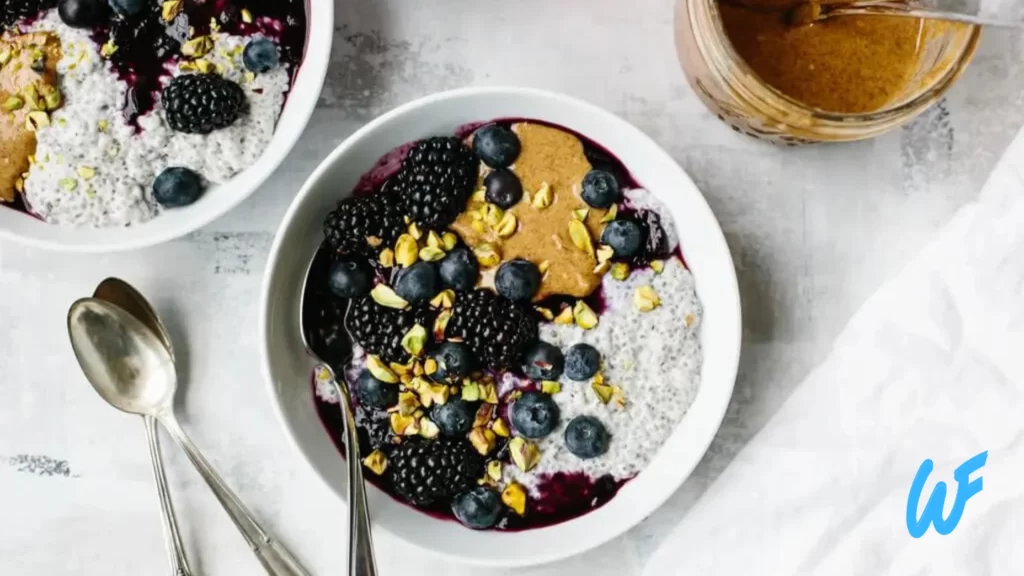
[22, 12, 289, 227]
[505, 189, 703, 493]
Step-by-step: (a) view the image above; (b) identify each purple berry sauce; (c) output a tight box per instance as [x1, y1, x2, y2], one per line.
[303, 119, 680, 530]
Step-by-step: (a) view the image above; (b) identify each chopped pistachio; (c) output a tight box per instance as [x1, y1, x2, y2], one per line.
[469, 427, 497, 456]
[378, 247, 395, 267]
[502, 483, 527, 515]
[429, 289, 455, 309]
[650, 260, 665, 274]
[100, 41, 118, 58]
[424, 358, 438, 375]
[573, 208, 590, 221]
[418, 417, 440, 439]
[535, 307, 554, 321]
[426, 230, 443, 250]
[532, 182, 552, 208]
[2, 96, 23, 111]
[367, 355, 400, 384]
[634, 285, 661, 312]
[553, 306, 574, 325]
[433, 309, 452, 341]
[486, 460, 503, 482]
[241, 7, 254, 23]
[495, 212, 518, 238]
[611, 263, 630, 281]
[573, 300, 599, 330]
[362, 450, 388, 475]
[407, 222, 423, 239]
[592, 382, 614, 404]
[473, 243, 501, 268]
[509, 437, 541, 472]
[59, 178, 78, 192]
[418, 246, 445, 262]
[491, 418, 510, 438]
[76, 166, 96, 180]
[541, 380, 561, 394]
[395, 233, 418, 267]
[401, 324, 427, 357]
[181, 36, 215, 58]
[538, 260, 551, 274]
[568, 219, 594, 255]
[596, 244, 615, 264]
[390, 412, 420, 436]
[461, 380, 481, 402]
[162, 0, 184, 22]
[97, 119, 110, 133]
[370, 284, 409, 310]
[442, 231, 458, 251]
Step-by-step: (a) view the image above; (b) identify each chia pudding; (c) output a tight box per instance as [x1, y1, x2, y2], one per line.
[0, 0, 306, 227]
[303, 120, 703, 531]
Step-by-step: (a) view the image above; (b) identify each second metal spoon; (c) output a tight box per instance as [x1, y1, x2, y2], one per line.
[93, 278, 192, 576]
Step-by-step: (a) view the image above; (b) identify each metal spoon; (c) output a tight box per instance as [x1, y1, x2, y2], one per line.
[67, 298, 311, 576]
[299, 247, 377, 576]
[790, 0, 1024, 27]
[92, 278, 192, 576]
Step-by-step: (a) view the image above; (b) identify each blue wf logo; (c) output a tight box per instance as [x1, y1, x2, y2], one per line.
[906, 450, 988, 538]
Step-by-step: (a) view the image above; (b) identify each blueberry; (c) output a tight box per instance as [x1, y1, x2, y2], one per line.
[439, 247, 479, 291]
[58, 0, 110, 29]
[107, 0, 145, 16]
[495, 259, 541, 302]
[452, 486, 503, 529]
[153, 167, 204, 208]
[355, 369, 398, 409]
[564, 415, 610, 459]
[472, 124, 521, 169]
[522, 341, 564, 381]
[430, 398, 475, 437]
[510, 391, 560, 439]
[564, 343, 600, 381]
[581, 170, 621, 209]
[243, 37, 280, 73]
[327, 260, 373, 299]
[430, 342, 475, 384]
[484, 169, 523, 209]
[600, 220, 644, 258]
[393, 261, 438, 305]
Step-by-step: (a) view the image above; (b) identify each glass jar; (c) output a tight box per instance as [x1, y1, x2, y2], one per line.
[675, 0, 981, 144]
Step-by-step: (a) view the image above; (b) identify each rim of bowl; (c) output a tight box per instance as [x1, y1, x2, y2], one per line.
[0, 1, 333, 253]
[260, 86, 742, 566]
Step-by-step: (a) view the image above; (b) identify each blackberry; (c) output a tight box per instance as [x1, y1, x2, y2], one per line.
[346, 296, 416, 364]
[388, 137, 476, 229]
[447, 289, 538, 371]
[389, 439, 483, 507]
[4, 0, 57, 27]
[162, 74, 247, 134]
[323, 194, 405, 256]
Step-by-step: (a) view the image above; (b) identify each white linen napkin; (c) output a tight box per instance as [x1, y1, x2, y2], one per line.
[644, 132, 1024, 576]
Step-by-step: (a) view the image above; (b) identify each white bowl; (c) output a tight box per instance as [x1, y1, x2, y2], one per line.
[260, 87, 742, 567]
[0, 2, 333, 253]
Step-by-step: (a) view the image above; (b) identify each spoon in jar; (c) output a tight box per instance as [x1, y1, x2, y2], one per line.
[92, 278, 192, 576]
[298, 246, 378, 576]
[67, 297, 312, 576]
[789, 0, 1024, 28]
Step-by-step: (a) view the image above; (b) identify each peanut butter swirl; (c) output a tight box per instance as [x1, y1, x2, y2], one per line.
[0, 31, 62, 203]
[452, 123, 610, 300]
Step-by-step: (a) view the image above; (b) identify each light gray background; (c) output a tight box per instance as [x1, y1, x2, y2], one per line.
[1, 1, 1021, 574]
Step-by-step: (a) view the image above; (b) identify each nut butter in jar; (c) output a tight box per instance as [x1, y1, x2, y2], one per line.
[675, 0, 981, 143]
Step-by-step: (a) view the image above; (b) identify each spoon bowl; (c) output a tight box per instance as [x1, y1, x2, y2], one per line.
[68, 298, 177, 416]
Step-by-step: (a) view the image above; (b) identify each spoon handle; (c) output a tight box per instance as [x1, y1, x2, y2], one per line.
[158, 415, 312, 576]
[334, 377, 377, 576]
[144, 415, 194, 576]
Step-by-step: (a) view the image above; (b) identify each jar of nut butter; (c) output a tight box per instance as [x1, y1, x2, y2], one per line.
[675, 0, 981, 143]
